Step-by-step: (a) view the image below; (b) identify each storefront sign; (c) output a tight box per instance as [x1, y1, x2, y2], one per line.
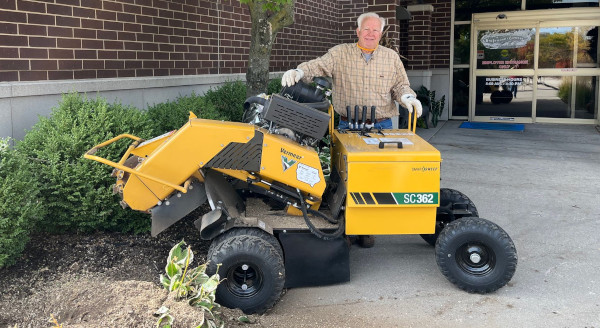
[481, 29, 533, 49]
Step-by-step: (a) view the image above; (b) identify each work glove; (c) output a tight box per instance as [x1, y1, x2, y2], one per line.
[281, 69, 304, 87]
[400, 94, 423, 118]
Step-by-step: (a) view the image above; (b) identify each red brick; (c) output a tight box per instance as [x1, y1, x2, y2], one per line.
[81, 0, 101, 9]
[136, 15, 153, 25]
[73, 28, 96, 39]
[18, 1, 47, 13]
[123, 23, 141, 32]
[20, 47, 48, 58]
[0, 59, 29, 70]
[83, 60, 103, 69]
[97, 30, 117, 40]
[56, 16, 80, 27]
[123, 4, 141, 14]
[158, 9, 173, 19]
[98, 50, 117, 59]
[0, 0, 16, 10]
[117, 13, 136, 23]
[73, 7, 95, 18]
[154, 68, 168, 76]
[0, 71, 19, 81]
[153, 0, 168, 9]
[27, 13, 55, 25]
[117, 31, 135, 41]
[97, 10, 116, 20]
[103, 1, 122, 11]
[49, 70, 74, 80]
[47, 4, 73, 15]
[104, 40, 123, 49]
[81, 19, 103, 29]
[97, 69, 117, 78]
[118, 69, 136, 77]
[30, 37, 56, 47]
[141, 6, 157, 16]
[56, 0, 80, 6]
[105, 60, 123, 69]
[125, 60, 142, 69]
[82, 39, 103, 48]
[48, 26, 73, 37]
[104, 21, 123, 31]
[58, 59, 82, 69]
[57, 38, 82, 48]
[135, 68, 152, 77]
[117, 50, 136, 59]
[0, 47, 18, 58]
[0, 22, 18, 34]
[20, 71, 48, 81]
[49, 48, 73, 58]
[136, 51, 152, 59]
[75, 70, 96, 79]
[75, 49, 97, 59]
[154, 51, 168, 60]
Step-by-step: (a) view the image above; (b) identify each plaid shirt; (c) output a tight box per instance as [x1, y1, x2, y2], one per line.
[297, 43, 415, 120]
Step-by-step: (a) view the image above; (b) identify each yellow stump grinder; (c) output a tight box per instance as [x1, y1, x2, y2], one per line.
[85, 78, 517, 314]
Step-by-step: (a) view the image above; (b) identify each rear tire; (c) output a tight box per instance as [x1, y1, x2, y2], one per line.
[435, 217, 517, 293]
[421, 188, 479, 246]
[207, 231, 285, 314]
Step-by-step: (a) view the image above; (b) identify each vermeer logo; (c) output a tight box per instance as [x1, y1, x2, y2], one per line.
[281, 156, 297, 172]
[280, 148, 303, 172]
[412, 166, 438, 172]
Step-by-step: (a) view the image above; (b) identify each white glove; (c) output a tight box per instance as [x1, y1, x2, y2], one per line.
[400, 94, 423, 118]
[281, 69, 304, 87]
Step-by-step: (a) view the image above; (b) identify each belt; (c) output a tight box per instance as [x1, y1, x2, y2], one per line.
[340, 116, 390, 124]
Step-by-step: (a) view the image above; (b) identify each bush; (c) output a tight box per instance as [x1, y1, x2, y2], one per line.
[17, 93, 153, 234]
[267, 78, 282, 95]
[202, 81, 247, 122]
[146, 93, 225, 135]
[0, 139, 45, 268]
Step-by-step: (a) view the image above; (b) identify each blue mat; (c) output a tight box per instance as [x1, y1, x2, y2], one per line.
[459, 122, 524, 132]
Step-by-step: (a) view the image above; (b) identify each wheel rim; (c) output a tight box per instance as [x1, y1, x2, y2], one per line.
[226, 262, 264, 298]
[456, 242, 495, 275]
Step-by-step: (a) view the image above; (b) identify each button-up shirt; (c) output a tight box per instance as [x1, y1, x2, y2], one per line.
[297, 43, 415, 119]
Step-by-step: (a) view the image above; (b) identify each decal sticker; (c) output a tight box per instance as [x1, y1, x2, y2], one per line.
[281, 155, 298, 172]
[353, 192, 439, 205]
[296, 163, 320, 187]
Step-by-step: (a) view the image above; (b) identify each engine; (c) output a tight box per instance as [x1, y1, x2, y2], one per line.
[242, 77, 332, 147]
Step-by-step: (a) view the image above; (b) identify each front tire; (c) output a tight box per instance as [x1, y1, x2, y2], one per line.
[207, 232, 285, 314]
[435, 217, 517, 293]
[421, 188, 479, 246]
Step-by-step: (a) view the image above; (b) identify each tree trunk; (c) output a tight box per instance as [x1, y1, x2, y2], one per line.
[245, 0, 295, 97]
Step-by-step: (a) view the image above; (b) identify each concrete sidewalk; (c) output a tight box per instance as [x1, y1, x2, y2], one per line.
[262, 121, 600, 327]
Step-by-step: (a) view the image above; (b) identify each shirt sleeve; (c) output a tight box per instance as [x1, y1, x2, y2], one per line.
[297, 46, 336, 82]
[391, 56, 416, 101]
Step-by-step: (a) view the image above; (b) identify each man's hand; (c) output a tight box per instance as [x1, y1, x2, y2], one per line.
[281, 69, 304, 87]
[400, 94, 423, 118]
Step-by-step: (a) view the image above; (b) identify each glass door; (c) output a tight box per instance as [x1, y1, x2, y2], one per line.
[470, 9, 600, 123]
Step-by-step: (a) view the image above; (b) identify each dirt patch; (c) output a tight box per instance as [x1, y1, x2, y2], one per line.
[0, 215, 259, 327]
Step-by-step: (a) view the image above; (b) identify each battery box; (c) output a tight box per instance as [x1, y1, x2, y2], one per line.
[332, 129, 441, 235]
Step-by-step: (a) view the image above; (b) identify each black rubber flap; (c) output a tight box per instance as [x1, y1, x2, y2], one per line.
[277, 230, 350, 288]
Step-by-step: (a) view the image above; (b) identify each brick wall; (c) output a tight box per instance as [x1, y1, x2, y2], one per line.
[0, 0, 451, 83]
[430, 0, 451, 69]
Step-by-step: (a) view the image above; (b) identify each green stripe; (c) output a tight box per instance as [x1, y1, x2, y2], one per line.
[392, 193, 439, 205]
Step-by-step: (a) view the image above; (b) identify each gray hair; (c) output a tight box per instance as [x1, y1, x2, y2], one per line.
[357, 12, 385, 32]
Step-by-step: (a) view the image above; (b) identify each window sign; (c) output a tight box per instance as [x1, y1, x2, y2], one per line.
[477, 28, 535, 69]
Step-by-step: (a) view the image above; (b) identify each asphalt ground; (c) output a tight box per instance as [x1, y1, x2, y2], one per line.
[262, 120, 600, 327]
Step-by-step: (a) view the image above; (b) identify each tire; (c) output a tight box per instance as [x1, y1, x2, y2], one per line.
[207, 233, 285, 314]
[357, 235, 375, 248]
[208, 227, 283, 259]
[435, 217, 517, 293]
[421, 188, 479, 246]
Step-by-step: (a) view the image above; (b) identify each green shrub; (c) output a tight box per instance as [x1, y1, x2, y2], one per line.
[17, 93, 153, 234]
[203, 81, 247, 122]
[0, 139, 45, 268]
[267, 78, 282, 95]
[146, 93, 225, 135]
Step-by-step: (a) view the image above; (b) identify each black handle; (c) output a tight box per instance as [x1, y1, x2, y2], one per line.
[346, 106, 351, 123]
[371, 106, 376, 123]
[354, 105, 359, 126]
[362, 106, 367, 124]
[378, 141, 403, 149]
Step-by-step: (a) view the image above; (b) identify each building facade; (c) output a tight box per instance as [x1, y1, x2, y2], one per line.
[1, 0, 598, 139]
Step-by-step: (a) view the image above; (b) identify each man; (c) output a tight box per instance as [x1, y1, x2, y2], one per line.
[281, 12, 422, 129]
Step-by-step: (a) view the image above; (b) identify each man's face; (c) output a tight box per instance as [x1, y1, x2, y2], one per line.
[356, 17, 382, 50]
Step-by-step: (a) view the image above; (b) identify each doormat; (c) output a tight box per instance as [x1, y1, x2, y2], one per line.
[459, 122, 524, 132]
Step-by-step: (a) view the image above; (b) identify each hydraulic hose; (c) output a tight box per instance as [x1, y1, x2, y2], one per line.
[243, 96, 269, 111]
[296, 188, 345, 240]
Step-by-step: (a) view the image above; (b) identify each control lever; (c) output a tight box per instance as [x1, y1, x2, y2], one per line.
[361, 106, 367, 129]
[346, 106, 351, 130]
[354, 105, 359, 129]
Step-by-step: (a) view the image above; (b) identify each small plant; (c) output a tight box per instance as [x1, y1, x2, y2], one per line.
[416, 86, 446, 128]
[158, 240, 223, 328]
[48, 314, 63, 328]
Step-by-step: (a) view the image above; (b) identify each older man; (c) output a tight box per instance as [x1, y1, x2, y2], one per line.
[282, 12, 422, 129]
